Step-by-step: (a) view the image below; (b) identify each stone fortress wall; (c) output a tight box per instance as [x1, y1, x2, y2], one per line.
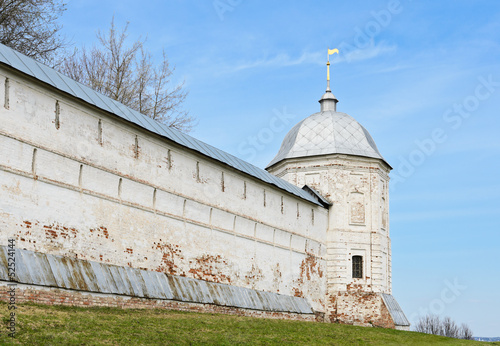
[0, 43, 410, 329]
[0, 65, 328, 312]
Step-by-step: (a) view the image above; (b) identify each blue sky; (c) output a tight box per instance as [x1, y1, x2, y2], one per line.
[60, 0, 500, 336]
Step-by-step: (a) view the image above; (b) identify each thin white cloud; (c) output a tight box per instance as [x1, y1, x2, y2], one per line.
[221, 40, 397, 74]
[230, 51, 324, 72]
[333, 40, 397, 64]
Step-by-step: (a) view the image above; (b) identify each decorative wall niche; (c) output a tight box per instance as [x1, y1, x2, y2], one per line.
[349, 191, 365, 225]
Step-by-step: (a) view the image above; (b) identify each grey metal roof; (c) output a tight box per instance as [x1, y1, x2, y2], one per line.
[0, 43, 322, 207]
[266, 110, 388, 168]
[381, 293, 411, 326]
[0, 245, 314, 314]
[302, 185, 332, 208]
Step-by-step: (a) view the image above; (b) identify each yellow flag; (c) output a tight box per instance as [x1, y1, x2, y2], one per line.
[328, 48, 339, 55]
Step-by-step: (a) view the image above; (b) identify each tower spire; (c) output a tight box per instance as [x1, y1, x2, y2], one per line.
[326, 60, 331, 91]
[319, 48, 339, 112]
[326, 48, 338, 92]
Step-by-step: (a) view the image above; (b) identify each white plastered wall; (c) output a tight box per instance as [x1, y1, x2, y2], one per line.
[0, 68, 329, 312]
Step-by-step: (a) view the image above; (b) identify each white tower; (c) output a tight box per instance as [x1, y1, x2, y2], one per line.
[266, 50, 409, 329]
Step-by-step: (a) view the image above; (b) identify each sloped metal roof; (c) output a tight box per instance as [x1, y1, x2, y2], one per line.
[267, 110, 389, 168]
[381, 293, 411, 326]
[0, 245, 314, 314]
[0, 43, 322, 206]
[302, 185, 331, 208]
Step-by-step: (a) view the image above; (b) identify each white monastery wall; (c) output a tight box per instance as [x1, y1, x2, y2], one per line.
[0, 67, 328, 311]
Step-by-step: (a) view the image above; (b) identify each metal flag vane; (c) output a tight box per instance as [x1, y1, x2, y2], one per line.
[326, 48, 339, 91]
[328, 48, 339, 62]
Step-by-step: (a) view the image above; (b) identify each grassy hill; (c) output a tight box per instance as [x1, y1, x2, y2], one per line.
[0, 302, 497, 345]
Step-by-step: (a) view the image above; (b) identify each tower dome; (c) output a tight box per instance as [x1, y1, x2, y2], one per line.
[266, 110, 386, 168]
[266, 50, 387, 169]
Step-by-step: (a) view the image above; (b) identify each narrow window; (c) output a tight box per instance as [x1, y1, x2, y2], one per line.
[263, 189, 266, 207]
[134, 135, 139, 158]
[167, 149, 172, 170]
[55, 101, 60, 129]
[221, 172, 225, 192]
[153, 188, 157, 209]
[31, 148, 37, 175]
[243, 181, 247, 200]
[78, 164, 83, 188]
[296, 203, 300, 219]
[311, 209, 315, 225]
[4, 77, 9, 109]
[118, 178, 123, 198]
[196, 161, 200, 182]
[280, 196, 284, 214]
[98, 119, 103, 145]
[352, 256, 363, 279]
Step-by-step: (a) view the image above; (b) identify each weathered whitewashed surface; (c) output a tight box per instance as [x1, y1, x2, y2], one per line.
[267, 154, 393, 323]
[0, 67, 327, 312]
[0, 49, 409, 328]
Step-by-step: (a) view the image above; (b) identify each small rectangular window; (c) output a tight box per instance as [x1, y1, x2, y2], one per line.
[352, 255, 363, 279]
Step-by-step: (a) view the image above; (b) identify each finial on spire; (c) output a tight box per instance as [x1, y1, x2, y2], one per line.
[319, 48, 340, 112]
[326, 48, 339, 91]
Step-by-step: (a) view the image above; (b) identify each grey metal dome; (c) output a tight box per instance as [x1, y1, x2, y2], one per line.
[266, 110, 387, 168]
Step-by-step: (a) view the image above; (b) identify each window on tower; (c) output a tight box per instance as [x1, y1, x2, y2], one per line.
[352, 255, 363, 279]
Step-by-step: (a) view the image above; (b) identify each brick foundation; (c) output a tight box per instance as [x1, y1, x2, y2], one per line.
[0, 282, 317, 322]
[326, 291, 395, 328]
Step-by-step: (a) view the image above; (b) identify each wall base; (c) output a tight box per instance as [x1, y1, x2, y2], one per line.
[326, 291, 410, 329]
[0, 282, 317, 322]
[327, 291, 395, 328]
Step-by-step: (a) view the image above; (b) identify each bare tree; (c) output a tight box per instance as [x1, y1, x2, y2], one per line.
[442, 316, 459, 338]
[415, 314, 442, 336]
[0, 0, 67, 65]
[60, 18, 195, 133]
[460, 323, 474, 340]
[414, 315, 473, 340]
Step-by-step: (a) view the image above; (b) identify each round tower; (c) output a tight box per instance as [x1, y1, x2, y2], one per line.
[266, 52, 404, 327]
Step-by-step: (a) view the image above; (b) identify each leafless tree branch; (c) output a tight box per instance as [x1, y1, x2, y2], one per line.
[59, 18, 195, 133]
[0, 0, 67, 65]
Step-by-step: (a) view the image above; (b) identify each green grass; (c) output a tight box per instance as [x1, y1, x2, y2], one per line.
[0, 302, 496, 345]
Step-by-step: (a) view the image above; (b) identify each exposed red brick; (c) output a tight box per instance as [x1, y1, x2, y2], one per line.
[188, 254, 232, 284]
[0, 284, 316, 323]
